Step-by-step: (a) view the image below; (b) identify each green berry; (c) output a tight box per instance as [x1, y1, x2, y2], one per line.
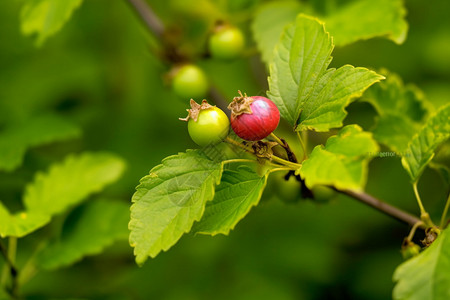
[172, 64, 209, 99]
[209, 26, 245, 60]
[180, 99, 230, 147]
[402, 243, 421, 260]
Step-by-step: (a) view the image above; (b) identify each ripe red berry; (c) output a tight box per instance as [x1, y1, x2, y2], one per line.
[228, 91, 280, 141]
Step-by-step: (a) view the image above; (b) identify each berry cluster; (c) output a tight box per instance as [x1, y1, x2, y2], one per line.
[180, 92, 280, 146]
[171, 24, 245, 100]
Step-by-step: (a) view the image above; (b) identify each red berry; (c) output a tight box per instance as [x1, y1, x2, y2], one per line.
[228, 91, 280, 141]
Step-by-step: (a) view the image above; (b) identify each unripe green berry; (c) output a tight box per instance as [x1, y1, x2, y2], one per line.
[209, 26, 245, 60]
[172, 64, 209, 99]
[402, 243, 421, 260]
[188, 107, 229, 146]
[180, 99, 230, 147]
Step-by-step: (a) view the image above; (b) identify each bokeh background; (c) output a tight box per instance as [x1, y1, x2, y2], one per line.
[0, 0, 449, 299]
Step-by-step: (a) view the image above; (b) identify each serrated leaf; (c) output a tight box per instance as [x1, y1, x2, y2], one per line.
[268, 15, 383, 130]
[0, 152, 125, 238]
[364, 71, 430, 152]
[0, 202, 49, 238]
[371, 115, 419, 154]
[193, 166, 267, 236]
[21, 0, 83, 46]
[0, 114, 81, 172]
[324, 0, 408, 46]
[297, 65, 385, 131]
[299, 125, 379, 190]
[129, 150, 223, 265]
[251, 1, 303, 65]
[24, 152, 125, 216]
[402, 104, 450, 183]
[252, 0, 407, 67]
[393, 227, 450, 300]
[38, 199, 129, 270]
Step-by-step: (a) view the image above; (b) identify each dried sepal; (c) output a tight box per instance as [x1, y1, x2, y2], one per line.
[227, 90, 254, 117]
[245, 140, 278, 160]
[179, 99, 213, 122]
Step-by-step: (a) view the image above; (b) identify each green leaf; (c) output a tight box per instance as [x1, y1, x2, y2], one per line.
[0, 114, 81, 172]
[193, 166, 267, 236]
[0, 152, 125, 238]
[251, 1, 303, 65]
[268, 15, 384, 130]
[324, 0, 408, 46]
[38, 199, 129, 270]
[129, 150, 223, 265]
[393, 227, 450, 300]
[20, 0, 83, 46]
[252, 0, 408, 67]
[371, 115, 419, 154]
[299, 125, 379, 191]
[24, 152, 125, 216]
[297, 65, 385, 131]
[402, 103, 450, 183]
[363, 71, 430, 153]
[0, 202, 49, 238]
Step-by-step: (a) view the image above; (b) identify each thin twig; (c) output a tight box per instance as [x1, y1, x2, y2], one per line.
[339, 189, 423, 228]
[208, 86, 230, 115]
[125, 0, 230, 111]
[125, 0, 164, 38]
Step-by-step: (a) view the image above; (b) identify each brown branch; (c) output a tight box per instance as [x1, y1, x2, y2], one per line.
[208, 86, 229, 114]
[277, 135, 420, 227]
[125, 0, 164, 38]
[338, 189, 423, 228]
[124, 0, 229, 111]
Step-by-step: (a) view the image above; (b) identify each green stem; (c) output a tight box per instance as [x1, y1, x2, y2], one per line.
[0, 238, 18, 299]
[225, 137, 300, 169]
[413, 182, 426, 214]
[269, 133, 284, 146]
[18, 238, 49, 287]
[407, 221, 424, 241]
[268, 167, 294, 174]
[296, 131, 308, 159]
[8, 239, 16, 270]
[271, 156, 301, 169]
[440, 192, 450, 228]
[0, 240, 8, 289]
[225, 137, 252, 151]
[8, 238, 17, 299]
[222, 158, 257, 165]
[413, 182, 434, 226]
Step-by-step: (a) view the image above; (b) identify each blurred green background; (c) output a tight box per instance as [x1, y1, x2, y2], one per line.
[0, 0, 449, 299]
